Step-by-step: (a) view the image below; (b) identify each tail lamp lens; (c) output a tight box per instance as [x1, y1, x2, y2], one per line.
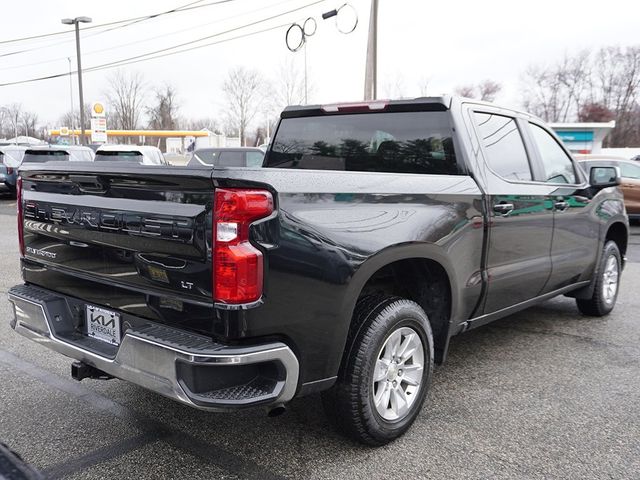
[17, 176, 24, 257]
[213, 189, 273, 304]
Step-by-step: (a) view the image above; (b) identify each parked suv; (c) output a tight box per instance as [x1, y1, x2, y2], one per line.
[9, 97, 627, 445]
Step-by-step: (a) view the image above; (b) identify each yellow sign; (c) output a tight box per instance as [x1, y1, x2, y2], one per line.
[91, 101, 105, 117]
[59, 126, 69, 136]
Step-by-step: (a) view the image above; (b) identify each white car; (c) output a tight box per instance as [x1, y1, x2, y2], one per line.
[95, 145, 167, 165]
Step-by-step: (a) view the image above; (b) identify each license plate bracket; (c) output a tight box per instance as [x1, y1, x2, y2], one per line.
[86, 305, 122, 346]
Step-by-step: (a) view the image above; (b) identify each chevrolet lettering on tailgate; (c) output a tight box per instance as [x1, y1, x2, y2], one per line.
[24, 201, 194, 242]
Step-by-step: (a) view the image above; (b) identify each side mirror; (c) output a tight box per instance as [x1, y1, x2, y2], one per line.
[589, 165, 621, 189]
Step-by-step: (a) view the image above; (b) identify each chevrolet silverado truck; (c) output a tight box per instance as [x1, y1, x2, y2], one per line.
[8, 97, 628, 445]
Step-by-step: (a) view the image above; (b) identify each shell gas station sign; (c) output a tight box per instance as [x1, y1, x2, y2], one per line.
[90, 101, 107, 143]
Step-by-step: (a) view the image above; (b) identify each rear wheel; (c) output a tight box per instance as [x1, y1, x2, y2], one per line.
[576, 240, 621, 316]
[322, 295, 433, 446]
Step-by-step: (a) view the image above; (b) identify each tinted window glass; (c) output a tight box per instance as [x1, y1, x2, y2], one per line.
[22, 151, 70, 163]
[474, 112, 531, 181]
[530, 124, 577, 183]
[266, 112, 460, 174]
[619, 162, 640, 179]
[194, 150, 218, 165]
[0, 149, 25, 167]
[95, 151, 143, 163]
[218, 151, 246, 167]
[246, 151, 264, 167]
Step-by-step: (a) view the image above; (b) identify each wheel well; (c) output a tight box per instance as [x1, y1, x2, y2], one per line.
[606, 222, 628, 258]
[357, 258, 452, 364]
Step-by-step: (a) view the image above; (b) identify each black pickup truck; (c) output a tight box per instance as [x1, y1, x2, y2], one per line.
[8, 97, 628, 445]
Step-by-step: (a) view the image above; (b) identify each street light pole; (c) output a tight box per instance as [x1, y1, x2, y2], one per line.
[364, 0, 378, 100]
[61, 16, 92, 145]
[67, 57, 75, 145]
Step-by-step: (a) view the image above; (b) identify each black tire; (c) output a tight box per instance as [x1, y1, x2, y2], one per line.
[322, 295, 434, 446]
[576, 240, 621, 316]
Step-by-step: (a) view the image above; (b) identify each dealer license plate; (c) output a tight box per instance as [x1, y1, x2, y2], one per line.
[86, 305, 122, 346]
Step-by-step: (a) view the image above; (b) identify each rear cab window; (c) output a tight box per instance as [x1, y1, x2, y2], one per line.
[22, 151, 70, 163]
[95, 151, 143, 163]
[265, 111, 461, 175]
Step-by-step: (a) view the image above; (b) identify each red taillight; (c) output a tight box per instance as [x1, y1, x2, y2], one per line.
[17, 176, 24, 257]
[213, 188, 274, 304]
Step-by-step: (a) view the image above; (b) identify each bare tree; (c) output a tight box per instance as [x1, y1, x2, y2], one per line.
[221, 66, 265, 146]
[592, 46, 640, 146]
[186, 117, 222, 135]
[273, 58, 307, 109]
[58, 103, 91, 144]
[578, 102, 615, 122]
[382, 74, 406, 99]
[106, 70, 146, 131]
[20, 111, 38, 138]
[146, 85, 181, 151]
[478, 80, 502, 102]
[522, 63, 575, 122]
[454, 84, 476, 98]
[417, 77, 430, 97]
[455, 80, 502, 102]
[521, 46, 640, 146]
[3, 104, 22, 139]
[0, 108, 8, 139]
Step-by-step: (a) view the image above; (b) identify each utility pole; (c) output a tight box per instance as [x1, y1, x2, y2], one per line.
[364, 0, 378, 100]
[61, 16, 92, 144]
[67, 57, 75, 145]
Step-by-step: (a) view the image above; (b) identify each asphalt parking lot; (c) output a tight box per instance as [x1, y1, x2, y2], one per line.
[0, 196, 638, 480]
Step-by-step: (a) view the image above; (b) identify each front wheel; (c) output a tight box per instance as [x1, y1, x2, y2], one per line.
[576, 240, 621, 316]
[322, 296, 434, 446]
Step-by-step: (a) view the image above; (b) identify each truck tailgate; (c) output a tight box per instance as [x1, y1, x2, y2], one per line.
[19, 165, 214, 330]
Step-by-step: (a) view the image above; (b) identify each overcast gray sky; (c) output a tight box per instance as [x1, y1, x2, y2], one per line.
[1, 0, 638, 128]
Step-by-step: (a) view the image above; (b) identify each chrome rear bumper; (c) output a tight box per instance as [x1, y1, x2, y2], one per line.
[8, 284, 299, 411]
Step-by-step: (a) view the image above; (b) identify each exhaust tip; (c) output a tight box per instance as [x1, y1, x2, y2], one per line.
[267, 404, 286, 417]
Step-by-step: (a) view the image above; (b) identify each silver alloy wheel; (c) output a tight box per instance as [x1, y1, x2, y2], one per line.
[372, 326, 424, 422]
[602, 254, 619, 305]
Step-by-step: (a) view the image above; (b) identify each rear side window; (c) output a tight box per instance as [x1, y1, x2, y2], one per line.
[246, 151, 264, 167]
[266, 111, 461, 175]
[473, 112, 532, 182]
[529, 123, 577, 184]
[1, 150, 25, 167]
[619, 162, 640, 179]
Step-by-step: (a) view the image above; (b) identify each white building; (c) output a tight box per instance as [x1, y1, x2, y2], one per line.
[549, 121, 616, 154]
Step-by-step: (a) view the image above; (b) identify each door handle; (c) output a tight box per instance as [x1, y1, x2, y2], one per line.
[554, 200, 569, 211]
[493, 203, 514, 216]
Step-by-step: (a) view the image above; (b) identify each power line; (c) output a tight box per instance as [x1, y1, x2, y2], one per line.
[0, 0, 325, 88]
[0, 0, 299, 71]
[0, 0, 232, 47]
[86, 21, 293, 73]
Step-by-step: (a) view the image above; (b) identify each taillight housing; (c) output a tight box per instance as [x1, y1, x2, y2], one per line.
[213, 188, 274, 304]
[17, 176, 24, 257]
